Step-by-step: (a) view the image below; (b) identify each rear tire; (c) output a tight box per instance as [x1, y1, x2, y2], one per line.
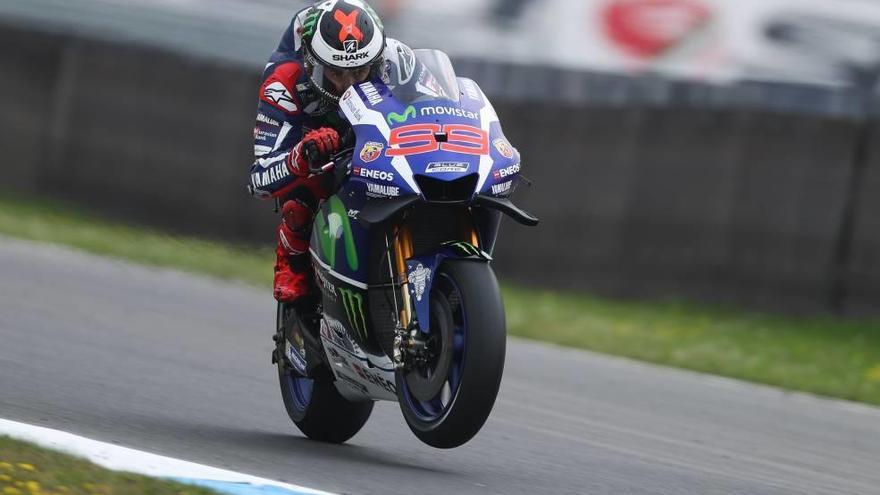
[276, 303, 373, 444]
[396, 260, 506, 448]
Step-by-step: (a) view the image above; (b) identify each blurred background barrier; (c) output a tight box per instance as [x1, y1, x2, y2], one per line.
[0, 24, 276, 242]
[5, 0, 880, 87]
[844, 123, 880, 314]
[0, 0, 878, 316]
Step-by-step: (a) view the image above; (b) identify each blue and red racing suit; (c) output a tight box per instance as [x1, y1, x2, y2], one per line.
[248, 9, 411, 302]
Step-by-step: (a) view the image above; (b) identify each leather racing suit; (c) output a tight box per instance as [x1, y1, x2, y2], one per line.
[247, 9, 410, 303]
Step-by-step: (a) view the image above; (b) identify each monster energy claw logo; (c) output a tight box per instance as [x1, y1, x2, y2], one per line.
[386, 105, 416, 125]
[339, 288, 368, 341]
[301, 8, 320, 39]
[448, 242, 481, 257]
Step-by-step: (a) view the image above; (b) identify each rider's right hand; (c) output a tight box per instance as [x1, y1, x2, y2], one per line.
[288, 127, 340, 177]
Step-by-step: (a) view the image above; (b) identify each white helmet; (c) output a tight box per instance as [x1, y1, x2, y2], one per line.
[301, 0, 386, 103]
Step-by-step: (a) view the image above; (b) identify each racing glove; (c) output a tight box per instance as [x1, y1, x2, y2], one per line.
[288, 127, 340, 177]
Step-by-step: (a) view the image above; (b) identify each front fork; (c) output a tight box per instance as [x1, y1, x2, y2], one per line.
[388, 213, 481, 369]
[393, 225, 414, 330]
[388, 224, 416, 369]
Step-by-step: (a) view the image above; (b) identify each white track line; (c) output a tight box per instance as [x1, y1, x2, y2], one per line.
[0, 419, 337, 495]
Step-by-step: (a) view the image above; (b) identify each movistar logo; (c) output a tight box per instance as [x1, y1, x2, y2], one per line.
[386, 105, 416, 125]
[314, 196, 359, 271]
[338, 288, 368, 341]
[447, 242, 481, 257]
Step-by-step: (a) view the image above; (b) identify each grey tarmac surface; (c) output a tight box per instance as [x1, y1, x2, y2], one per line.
[1, 237, 879, 495]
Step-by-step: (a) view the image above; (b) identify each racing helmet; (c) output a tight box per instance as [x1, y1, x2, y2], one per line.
[301, 0, 386, 104]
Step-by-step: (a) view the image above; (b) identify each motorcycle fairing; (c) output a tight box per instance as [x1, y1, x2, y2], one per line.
[340, 82, 420, 198]
[340, 77, 523, 204]
[318, 315, 398, 402]
[405, 241, 491, 335]
[310, 179, 382, 353]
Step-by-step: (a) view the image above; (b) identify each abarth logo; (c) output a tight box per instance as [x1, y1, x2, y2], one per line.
[359, 141, 384, 162]
[493, 138, 515, 159]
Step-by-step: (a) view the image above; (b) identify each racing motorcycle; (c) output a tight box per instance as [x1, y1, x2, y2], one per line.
[273, 48, 538, 449]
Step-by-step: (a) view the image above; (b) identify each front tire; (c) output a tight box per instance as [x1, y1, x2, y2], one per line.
[396, 260, 506, 448]
[276, 303, 373, 444]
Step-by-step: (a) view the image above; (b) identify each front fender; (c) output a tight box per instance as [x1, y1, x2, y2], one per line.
[405, 241, 491, 335]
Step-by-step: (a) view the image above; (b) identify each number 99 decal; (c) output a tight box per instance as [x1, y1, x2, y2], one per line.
[386, 124, 489, 157]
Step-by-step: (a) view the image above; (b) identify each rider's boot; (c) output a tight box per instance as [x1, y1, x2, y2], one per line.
[273, 198, 314, 303]
[272, 200, 323, 372]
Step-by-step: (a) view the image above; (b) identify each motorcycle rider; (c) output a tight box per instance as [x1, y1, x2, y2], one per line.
[248, 0, 408, 322]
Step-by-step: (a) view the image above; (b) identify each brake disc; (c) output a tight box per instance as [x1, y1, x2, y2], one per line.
[405, 294, 455, 402]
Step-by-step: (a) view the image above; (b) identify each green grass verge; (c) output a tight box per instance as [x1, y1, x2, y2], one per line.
[0, 436, 219, 495]
[1, 193, 879, 405]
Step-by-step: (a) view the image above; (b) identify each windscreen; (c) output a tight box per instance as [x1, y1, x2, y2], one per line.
[382, 47, 460, 105]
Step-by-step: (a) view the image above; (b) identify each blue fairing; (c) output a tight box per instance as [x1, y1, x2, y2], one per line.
[339, 73, 521, 207]
[313, 50, 520, 332]
[405, 242, 490, 335]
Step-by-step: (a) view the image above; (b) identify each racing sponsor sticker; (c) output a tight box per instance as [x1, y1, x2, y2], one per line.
[361, 82, 383, 106]
[366, 183, 400, 198]
[253, 126, 278, 143]
[353, 167, 394, 182]
[420, 106, 479, 120]
[256, 113, 280, 126]
[344, 39, 360, 54]
[251, 162, 290, 188]
[408, 263, 432, 302]
[260, 63, 302, 114]
[460, 79, 481, 101]
[320, 317, 357, 355]
[314, 268, 337, 301]
[492, 163, 521, 180]
[493, 138, 515, 159]
[343, 97, 364, 122]
[263, 81, 299, 113]
[491, 181, 513, 196]
[285, 338, 307, 375]
[426, 161, 469, 173]
[359, 141, 384, 163]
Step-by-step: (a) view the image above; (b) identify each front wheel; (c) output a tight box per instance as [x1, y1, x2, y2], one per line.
[276, 303, 373, 444]
[396, 260, 506, 448]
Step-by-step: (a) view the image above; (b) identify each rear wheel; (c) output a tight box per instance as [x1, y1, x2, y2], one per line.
[396, 260, 506, 448]
[276, 303, 373, 444]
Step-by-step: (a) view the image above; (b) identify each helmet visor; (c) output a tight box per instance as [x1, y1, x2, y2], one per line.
[306, 52, 383, 101]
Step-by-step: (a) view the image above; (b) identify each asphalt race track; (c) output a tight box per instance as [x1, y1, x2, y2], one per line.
[1, 237, 879, 495]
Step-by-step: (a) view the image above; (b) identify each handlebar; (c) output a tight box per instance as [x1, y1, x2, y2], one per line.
[308, 147, 354, 175]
